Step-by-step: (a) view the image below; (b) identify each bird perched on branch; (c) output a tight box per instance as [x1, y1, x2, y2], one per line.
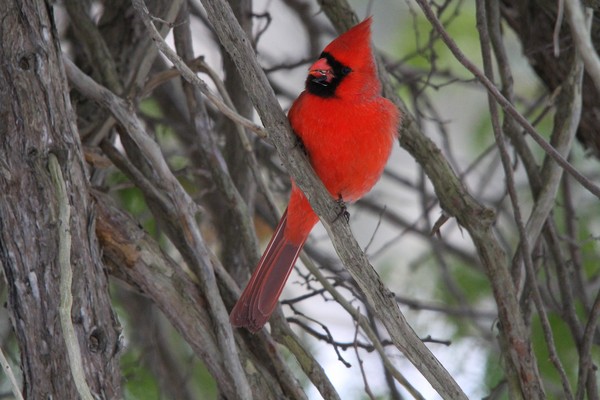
[230, 17, 401, 332]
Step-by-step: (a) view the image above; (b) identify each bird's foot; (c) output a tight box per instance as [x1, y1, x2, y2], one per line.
[333, 195, 350, 223]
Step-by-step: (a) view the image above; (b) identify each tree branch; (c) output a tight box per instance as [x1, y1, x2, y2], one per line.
[0, 345, 24, 400]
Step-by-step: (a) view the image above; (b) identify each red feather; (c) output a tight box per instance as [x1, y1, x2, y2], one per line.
[230, 17, 401, 332]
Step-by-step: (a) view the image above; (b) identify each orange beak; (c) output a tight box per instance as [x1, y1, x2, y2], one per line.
[308, 58, 334, 84]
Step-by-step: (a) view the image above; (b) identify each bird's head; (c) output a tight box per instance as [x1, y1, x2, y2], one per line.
[305, 18, 379, 99]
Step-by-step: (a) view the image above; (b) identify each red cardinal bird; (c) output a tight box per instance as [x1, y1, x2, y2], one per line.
[230, 18, 400, 332]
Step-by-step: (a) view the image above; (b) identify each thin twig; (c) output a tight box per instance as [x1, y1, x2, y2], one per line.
[523, 53, 583, 259]
[299, 255, 427, 400]
[561, 175, 589, 311]
[575, 289, 600, 400]
[485, 0, 541, 193]
[100, 139, 173, 210]
[553, 0, 565, 57]
[353, 312, 377, 400]
[140, 56, 205, 97]
[194, 57, 280, 221]
[0, 345, 24, 400]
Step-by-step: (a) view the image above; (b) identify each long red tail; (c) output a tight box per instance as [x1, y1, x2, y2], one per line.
[230, 208, 308, 332]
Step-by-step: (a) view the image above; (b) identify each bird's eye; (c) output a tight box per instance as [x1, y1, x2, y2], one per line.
[341, 66, 352, 76]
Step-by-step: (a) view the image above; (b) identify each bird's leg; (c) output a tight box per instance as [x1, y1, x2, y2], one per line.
[334, 194, 350, 223]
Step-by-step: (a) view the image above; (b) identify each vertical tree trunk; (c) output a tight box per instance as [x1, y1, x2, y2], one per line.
[0, 1, 122, 398]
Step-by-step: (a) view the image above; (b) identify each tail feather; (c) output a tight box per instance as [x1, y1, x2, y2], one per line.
[230, 208, 307, 332]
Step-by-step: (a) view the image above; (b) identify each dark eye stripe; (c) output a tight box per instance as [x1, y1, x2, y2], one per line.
[306, 52, 351, 98]
[321, 52, 351, 76]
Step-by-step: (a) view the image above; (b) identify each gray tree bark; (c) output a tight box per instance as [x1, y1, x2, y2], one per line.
[0, 1, 122, 398]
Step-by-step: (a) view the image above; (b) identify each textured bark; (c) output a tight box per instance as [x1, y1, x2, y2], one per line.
[0, 1, 122, 398]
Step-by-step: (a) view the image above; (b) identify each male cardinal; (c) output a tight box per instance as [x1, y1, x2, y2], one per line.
[230, 18, 400, 332]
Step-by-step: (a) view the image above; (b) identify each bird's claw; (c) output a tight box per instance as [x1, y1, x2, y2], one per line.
[333, 195, 350, 223]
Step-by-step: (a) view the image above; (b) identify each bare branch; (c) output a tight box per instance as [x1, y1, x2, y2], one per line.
[575, 290, 600, 400]
[0, 344, 24, 400]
